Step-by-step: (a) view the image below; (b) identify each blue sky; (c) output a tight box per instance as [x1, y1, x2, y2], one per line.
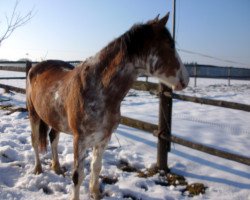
[0, 0, 249, 68]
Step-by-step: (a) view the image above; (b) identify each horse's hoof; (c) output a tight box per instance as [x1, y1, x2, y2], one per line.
[90, 192, 102, 200]
[70, 197, 79, 200]
[33, 165, 42, 175]
[54, 167, 65, 176]
[51, 162, 65, 176]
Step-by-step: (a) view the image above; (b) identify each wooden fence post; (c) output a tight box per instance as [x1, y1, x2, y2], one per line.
[157, 84, 172, 172]
[194, 64, 197, 87]
[228, 67, 231, 86]
[26, 61, 32, 78]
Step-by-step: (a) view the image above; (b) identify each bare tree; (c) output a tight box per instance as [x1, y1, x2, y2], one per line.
[0, 1, 33, 46]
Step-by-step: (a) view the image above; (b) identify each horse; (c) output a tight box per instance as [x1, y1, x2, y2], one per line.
[26, 12, 189, 200]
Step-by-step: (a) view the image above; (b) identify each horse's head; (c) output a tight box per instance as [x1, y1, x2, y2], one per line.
[125, 12, 189, 91]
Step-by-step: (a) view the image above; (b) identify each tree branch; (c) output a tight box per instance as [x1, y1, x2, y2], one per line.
[0, 0, 34, 45]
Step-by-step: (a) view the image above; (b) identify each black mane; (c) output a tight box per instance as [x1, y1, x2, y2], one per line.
[96, 21, 174, 73]
[122, 23, 154, 58]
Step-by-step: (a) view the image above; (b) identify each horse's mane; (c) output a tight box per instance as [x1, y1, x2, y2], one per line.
[121, 23, 154, 58]
[95, 21, 173, 73]
[92, 24, 151, 76]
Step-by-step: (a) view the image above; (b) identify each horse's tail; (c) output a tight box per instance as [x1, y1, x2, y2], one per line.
[39, 120, 49, 152]
[26, 62, 48, 152]
[26, 61, 33, 92]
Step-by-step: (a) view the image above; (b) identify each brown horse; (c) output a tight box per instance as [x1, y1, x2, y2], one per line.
[26, 13, 189, 200]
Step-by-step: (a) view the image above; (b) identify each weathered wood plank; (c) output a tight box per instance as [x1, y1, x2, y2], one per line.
[157, 84, 172, 172]
[0, 77, 26, 80]
[132, 81, 250, 112]
[0, 84, 26, 94]
[164, 92, 250, 112]
[120, 116, 157, 133]
[167, 135, 250, 166]
[0, 66, 26, 72]
[120, 116, 250, 166]
[132, 81, 158, 92]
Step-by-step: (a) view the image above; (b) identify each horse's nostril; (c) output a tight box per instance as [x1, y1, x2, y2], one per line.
[173, 79, 187, 91]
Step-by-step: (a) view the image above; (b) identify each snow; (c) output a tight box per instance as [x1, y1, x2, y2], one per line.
[0, 75, 250, 200]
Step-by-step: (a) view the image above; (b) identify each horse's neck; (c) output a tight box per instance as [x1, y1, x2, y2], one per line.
[82, 50, 138, 111]
[103, 61, 137, 106]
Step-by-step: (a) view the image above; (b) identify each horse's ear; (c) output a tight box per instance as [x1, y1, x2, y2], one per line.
[147, 14, 160, 24]
[158, 12, 170, 27]
[154, 14, 160, 22]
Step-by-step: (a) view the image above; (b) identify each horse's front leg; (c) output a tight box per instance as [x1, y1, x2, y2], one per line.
[89, 137, 110, 200]
[71, 135, 86, 200]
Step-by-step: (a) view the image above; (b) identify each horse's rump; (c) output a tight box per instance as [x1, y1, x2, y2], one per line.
[27, 60, 75, 132]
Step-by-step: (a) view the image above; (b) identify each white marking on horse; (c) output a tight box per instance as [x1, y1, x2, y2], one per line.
[55, 91, 59, 100]
[175, 50, 189, 87]
[147, 53, 158, 71]
[84, 52, 101, 66]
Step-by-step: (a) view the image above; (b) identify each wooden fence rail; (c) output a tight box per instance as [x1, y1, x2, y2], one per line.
[0, 83, 26, 94]
[0, 66, 26, 72]
[120, 116, 250, 166]
[165, 92, 250, 112]
[0, 77, 26, 80]
[132, 81, 250, 112]
[1, 62, 250, 168]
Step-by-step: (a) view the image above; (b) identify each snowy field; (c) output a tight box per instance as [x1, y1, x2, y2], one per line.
[0, 73, 250, 200]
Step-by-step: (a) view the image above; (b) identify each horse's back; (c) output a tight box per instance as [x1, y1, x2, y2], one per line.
[28, 60, 74, 82]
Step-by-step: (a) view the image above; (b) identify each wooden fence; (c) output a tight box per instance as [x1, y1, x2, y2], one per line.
[185, 64, 250, 87]
[1, 61, 250, 169]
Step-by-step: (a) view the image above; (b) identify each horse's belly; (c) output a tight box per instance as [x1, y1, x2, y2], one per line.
[33, 98, 71, 133]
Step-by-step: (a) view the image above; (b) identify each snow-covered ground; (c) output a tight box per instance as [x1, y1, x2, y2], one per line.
[0, 73, 250, 200]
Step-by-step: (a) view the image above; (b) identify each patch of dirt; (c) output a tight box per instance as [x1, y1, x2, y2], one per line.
[182, 183, 207, 197]
[137, 166, 159, 178]
[137, 167, 207, 197]
[114, 160, 207, 197]
[166, 173, 188, 186]
[100, 175, 118, 185]
[118, 160, 138, 173]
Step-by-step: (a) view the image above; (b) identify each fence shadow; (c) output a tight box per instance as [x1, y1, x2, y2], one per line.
[171, 149, 250, 188]
[172, 168, 250, 189]
[116, 125, 250, 189]
[116, 126, 157, 148]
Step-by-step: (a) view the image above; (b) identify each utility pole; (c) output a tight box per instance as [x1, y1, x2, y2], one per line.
[157, 0, 176, 172]
[172, 0, 176, 44]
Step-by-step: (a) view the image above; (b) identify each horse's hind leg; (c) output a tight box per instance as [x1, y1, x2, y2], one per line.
[30, 117, 43, 174]
[49, 129, 63, 175]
